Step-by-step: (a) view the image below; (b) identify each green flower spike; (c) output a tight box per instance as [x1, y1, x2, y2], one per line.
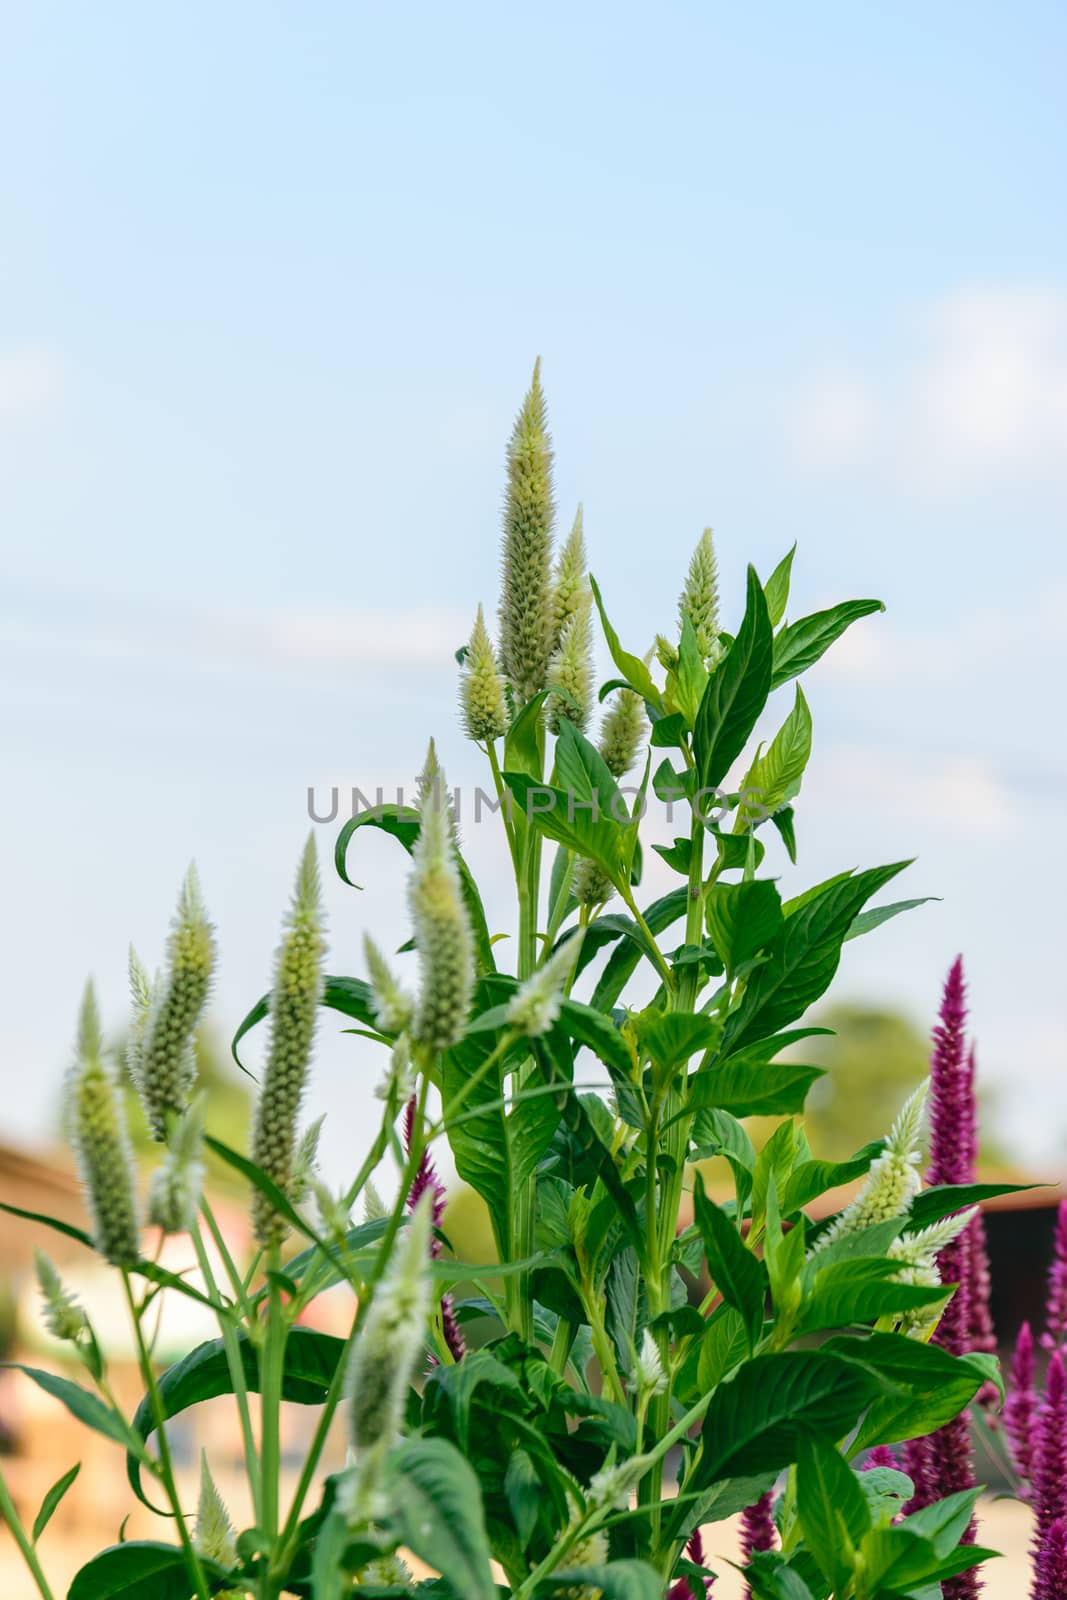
[498, 358, 556, 703]
[344, 1192, 434, 1520]
[597, 684, 647, 779]
[69, 981, 141, 1268]
[290, 1113, 326, 1205]
[363, 934, 415, 1035]
[460, 604, 508, 742]
[573, 858, 617, 910]
[811, 1082, 928, 1255]
[888, 1205, 979, 1341]
[34, 1250, 88, 1344]
[137, 866, 216, 1141]
[678, 527, 722, 663]
[249, 835, 327, 1246]
[551, 505, 588, 650]
[194, 1450, 237, 1567]
[147, 1093, 206, 1235]
[507, 931, 584, 1037]
[408, 745, 474, 1053]
[546, 605, 593, 734]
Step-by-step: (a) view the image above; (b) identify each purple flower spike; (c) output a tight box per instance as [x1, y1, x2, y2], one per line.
[739, 1493, 776, 1597]
[668, 1528, 714, 1597]
[927, 955, 969, 1190]
[403, 1093, 466, 1362]
[1034, 1517, 1067, 1600]
[1034, 1350, 1067, 1550]
[1043, 1202, 1067, 1354]
[863, 1444, 900, 1470]
[1005, 1322, 1037, 1496]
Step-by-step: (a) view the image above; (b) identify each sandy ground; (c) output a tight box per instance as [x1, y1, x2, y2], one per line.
[0, 1496, 1034, 1597]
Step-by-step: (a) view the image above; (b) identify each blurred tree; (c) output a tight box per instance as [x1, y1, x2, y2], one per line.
[801, 1003, 930, 1161]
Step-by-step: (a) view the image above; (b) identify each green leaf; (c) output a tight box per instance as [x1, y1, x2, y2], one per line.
[720, 861, 910, 1054]
[3, 1365, 132, 1450]
[384, 1437, 497, 1600]
[0, 1201, 93, 1250]
[232, 973, 383, 1073]
[501, 770, 629, 881]
[824, 1332, 991, 1452]
[704, 880, 784, 972]
[695, 1351, 883, 1484]
[796, 1434, 870, 1591]
[845, 896, 938, 943]
[546, 1561, 663, 1599]
[693, 1175, 768, 1350]
[694, 565, 774, 787]
[126, 1329, 343, 1507]
[783, 1143, 884, 1213]
[906, 1182, 1037, 1230]
[589, 575, 663, 709]
[687, 1056, 823, 1119]
[764, 544, 796, 629]
[590, 888, 691, 1010]
[32, 1461, 81, 1543]
[638, 1012, 721, 1072]
[739, 685, 812, 820]
[798, 1258, 948, 1334]
[67, 1542, 233, 1599]
[204, 1135, 328, 1247]
[771, 598, 885, 690]
[333, 804, 496, 974]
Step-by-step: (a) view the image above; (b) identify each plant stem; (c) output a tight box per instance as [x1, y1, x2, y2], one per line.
[121, 1272, 211, 1600]
[259, 1245, 287, 1592]
[508, 825, 542, 1342]
[0, 1464, 55, 1600]
[192, 1215, 261, 1525]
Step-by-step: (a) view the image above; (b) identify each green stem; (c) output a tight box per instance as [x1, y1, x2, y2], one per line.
[121, 1273, 211, 1600]
[0, 1463, 55, 1600]
[192, 1216, 261, 1525]
[508, 825, 542, 1342]
[259, 1247, 288, 1580]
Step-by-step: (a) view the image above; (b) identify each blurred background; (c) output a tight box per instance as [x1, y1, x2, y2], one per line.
[1, 2, 1064, 1591]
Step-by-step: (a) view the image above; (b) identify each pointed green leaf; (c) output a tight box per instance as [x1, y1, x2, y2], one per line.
[694, 565, 774, 787]
[693, 1175, 768, 1350]
[32, 1461, 81, 1543]
[385, 1437, 496, 1600]
[771, 598, 884, 689]
[764, 545, 796, 629]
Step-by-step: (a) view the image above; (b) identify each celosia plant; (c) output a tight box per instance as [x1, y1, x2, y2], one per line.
[1, 367, 1024, 1600]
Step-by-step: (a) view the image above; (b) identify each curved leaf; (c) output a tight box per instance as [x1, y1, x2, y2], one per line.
[32, 1460, 81, 1542]
[694, 565, 773, 788]
[384, 1436, 497, 1600]
[231, 974, 382, 1073]
[126, 1328, 344, 1507]
[3, 1365, 133, 1450]
[68, 1542, 233, 1598]
[771, 598, 884, 690]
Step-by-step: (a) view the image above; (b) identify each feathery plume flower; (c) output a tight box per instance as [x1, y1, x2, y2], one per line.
[863, 1445, 901, 1470]
[344, 1192, 434, 1520]
[927, 956, 969, 1189]
[362, 1180, 386, 1223]
[810, 1083, 927, 1254]
[356, 1554, 413, 1588]
[69, 982, 141, 1268]
[137, 867, 216, 1141]
[194, 1450, 237, 1567]
[1042, 1202, 1067, 1353]
[573, 858, 616, 910]
[741, 1493, 777, 1578]
[668, 1527, 715, 1597]
[125, 945, 156, 1091]
[408, 747, 474, 1053]
[460, 604, 509, 743]
[147, 1094, 206, 1235]
[249, 836, 326, 1246]
[888, 1206, 978, 1341]
[363, 935, 414, 1036]
[679, 529, 722, 664]
[311, 1179, 352, 1243]
[551, 507, 588, 646]
[498, 359, 555, 703]
[654, 633, 679, 674]
[555, 1529, 609, 1600]
[597, 685, 647, 780]
[506, 932, 584, 1037]
[34, 1250, 88, 1344]
[403, 1095, 465, 1362]
[1033, 1350, 1067, 1549]
[1005, 1321, 1037, 1496]
[1034, 1516, 1067, 1600]
[289, 1114, 325, 1206]
[586, 1453, 654, 1514]
[546, 603, 594, 734]
[634, 1327, 667, 1396]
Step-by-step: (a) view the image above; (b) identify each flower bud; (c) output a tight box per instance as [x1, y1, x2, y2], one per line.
[506, 932, 584, 1037]
[551, 506, 588, 649]
[357, 1555, 413, 1587]
[363, 935, 415, 1035]
[460, 605, 508, 742]
[125, 946, 157, 1093]
[678, 528, 722, 663]
[374, 1033, 414, 1104]
[250, 836, 327, 1245]
[147, 1094, 206, 1235]
[194, 1451, 237, 1567]
[290, 1114, 325, 1205]
[408, 748, 474, 1052]
[573, 858, 616, 910]
[597, 686, 646, 779]
[556, 1529, 609, 1598]
[138, 867, 216, 1141]
[633, 1327, 667, 1396]
[34, 1250, 87, 1344]
[498, 359, 555, 703]
[362, 1180, 386, 1223]
[811, 1083, 927, 1255]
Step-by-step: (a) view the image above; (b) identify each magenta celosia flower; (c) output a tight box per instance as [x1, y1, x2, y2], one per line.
[1005, 1322, 1037, 1497]
[1042, 1202, 1067, 1354]
[667, 1529, 714, 1597]
[403, 1094, 466, 1362]
[863, 1444, 900, 1470]
[1033, 1351, 1067, 1551]
[740, 1492, 776, 1597]
[1033, 1516, 1067, 1600]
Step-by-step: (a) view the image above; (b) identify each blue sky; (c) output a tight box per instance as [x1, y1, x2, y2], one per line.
[1, 2, 1065, 1177]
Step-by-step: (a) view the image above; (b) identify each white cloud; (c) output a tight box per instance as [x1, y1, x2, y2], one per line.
[0, 347, 63, 421]
[785, 285, 1067, 489]
[812, 747, 1014, 836]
